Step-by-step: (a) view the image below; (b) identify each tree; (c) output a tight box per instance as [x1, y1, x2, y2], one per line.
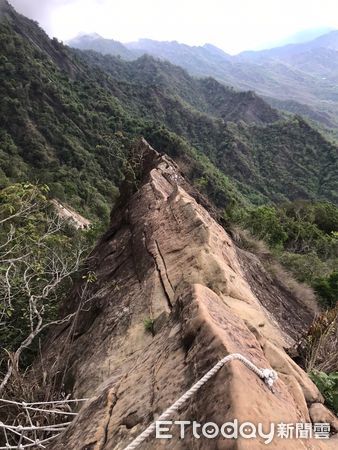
[313, 272, 338, 309]
[0, 183, 87, 392]
[245, 206, 288, 247]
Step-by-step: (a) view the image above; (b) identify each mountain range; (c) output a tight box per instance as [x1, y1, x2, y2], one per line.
[69, 30, 338, 130]
[2, 2, 338, 446]
[0, 0, 337, 224]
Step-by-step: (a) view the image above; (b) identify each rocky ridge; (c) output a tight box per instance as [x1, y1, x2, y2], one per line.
[44, 140, 337, 449]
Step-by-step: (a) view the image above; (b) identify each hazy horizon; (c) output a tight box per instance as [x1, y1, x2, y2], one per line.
[8, 0, 338, 54]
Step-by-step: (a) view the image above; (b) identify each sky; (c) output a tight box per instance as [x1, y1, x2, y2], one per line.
[9, 0, 338, 54]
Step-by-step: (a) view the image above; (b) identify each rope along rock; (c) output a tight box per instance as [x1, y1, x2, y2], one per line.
[124, 353, 278, 450]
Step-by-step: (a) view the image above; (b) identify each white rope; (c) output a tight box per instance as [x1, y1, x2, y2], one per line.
[0, 398, 88, 449]
[0, 424, 36, 444]
[0, 433, 60, 449]
[0, 399, 88, 407]
[0, 356, 277, 449]
[23, 399, 89, 406]
[20, 406, 78, 415]
[124, 353, 278, 450]
[23, 402, 36, 444]
[1, 424, 70, 432]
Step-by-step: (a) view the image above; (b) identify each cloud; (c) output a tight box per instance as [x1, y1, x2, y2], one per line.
[7, 0, 338, 54]
[10, 0, 72, 30]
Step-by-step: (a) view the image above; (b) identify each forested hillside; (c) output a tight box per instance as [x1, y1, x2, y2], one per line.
[70, 31, 338, 130]
[0, 3, 337, 434]
[0, 0, 337, 301]
[1, 0, 337, 227]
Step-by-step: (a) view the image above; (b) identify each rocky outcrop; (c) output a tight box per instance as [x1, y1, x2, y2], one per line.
[45, 140, 336, 449]
[309, 404, 338, 433]
[51, 199, 91, 229]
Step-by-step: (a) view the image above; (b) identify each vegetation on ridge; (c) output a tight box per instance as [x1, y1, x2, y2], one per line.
[0, 183, 97, 382]
[0, 1, 337, 424]
[226, 200, 338, 308]
[0, 2, 337, 223]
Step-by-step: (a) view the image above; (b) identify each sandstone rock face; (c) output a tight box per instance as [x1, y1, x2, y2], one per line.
[309, 403, 338, 433]
[46, 140, 335, 449]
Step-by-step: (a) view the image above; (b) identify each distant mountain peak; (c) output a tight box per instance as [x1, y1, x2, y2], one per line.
[203, 43, 231, 57]
[80, 32, 102, 40]
[239, 28, 338, 60]
[59, 25, 338, 131]
[269, 27, 335, 48]
[68, 33, 134, 59]
[68, 32, 103, 44]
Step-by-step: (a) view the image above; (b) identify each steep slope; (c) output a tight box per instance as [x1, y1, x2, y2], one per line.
[74, 30, 338, 129]
[74, 51, 281, 126]
[0, 0, 82, 75]
[0, 0, 246, 218]
[1, 0, 337, 219]
[43, 141, 337, 449]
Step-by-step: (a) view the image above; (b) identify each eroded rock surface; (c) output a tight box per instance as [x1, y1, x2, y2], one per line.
[46, 140, 336, 449]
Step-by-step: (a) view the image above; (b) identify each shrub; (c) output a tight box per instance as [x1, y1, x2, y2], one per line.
[309, 370, 338, 414]
[0, 183, 92, 389]
[313, 272, 338, 309]
[279, 252, 327, 284]
[298, 306, 338, 373]
[143, 318, 155, 335]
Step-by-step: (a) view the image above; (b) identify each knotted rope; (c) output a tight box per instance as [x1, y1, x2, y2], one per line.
[0, 398, 88, 449]
[124, 353, 278, 450]
[0, 356, 277, 449]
